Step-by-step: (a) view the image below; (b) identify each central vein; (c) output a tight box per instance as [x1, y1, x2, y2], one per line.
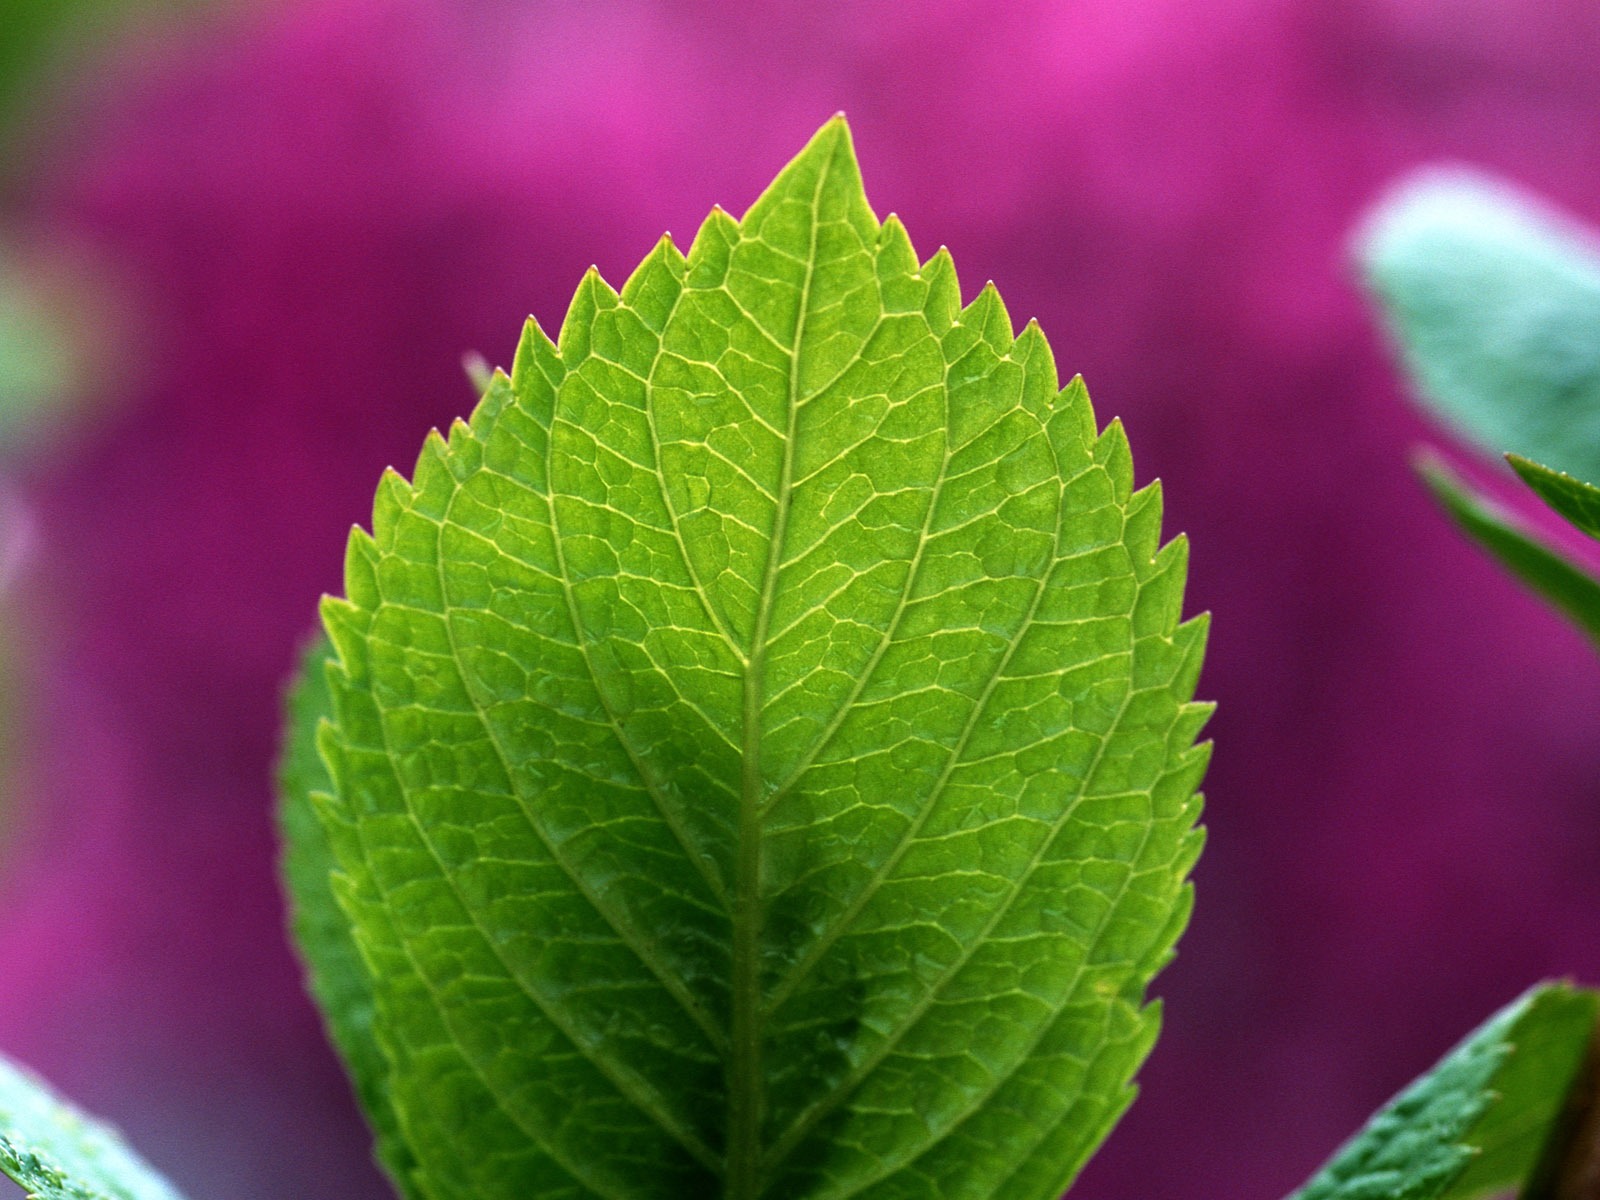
[726, 164, 829, 1200]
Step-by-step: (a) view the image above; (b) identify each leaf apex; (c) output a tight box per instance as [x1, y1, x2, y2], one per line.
[817, 110, 853, 145]
[782, 114, 855, 178]
[749, 113, 872, 236]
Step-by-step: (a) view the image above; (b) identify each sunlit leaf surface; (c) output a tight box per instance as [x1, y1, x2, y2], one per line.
[291, 117, 1210, 1200]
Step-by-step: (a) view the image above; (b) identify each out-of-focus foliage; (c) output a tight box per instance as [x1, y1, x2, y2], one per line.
[1359, 170, 1600, 485]
[0, 0, 214, 177]
[1352, 165, 1600, 1198]
[0, 487, 23, 824]
[1360, 169, 1600, 645]
[0, 0, 216, 813]
[0, 1050, 188, 1200]
[0, 249, 89, 455]
[277, 633, 414, 1191]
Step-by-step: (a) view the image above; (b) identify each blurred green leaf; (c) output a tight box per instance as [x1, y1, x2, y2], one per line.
[0, 252, 81, 451]
[1419, 453, 1600, 647]
[0, 1050, 188, 1200]
[0, 0, 217, 172]
[1288, 984, 1597, 1200]
[1359, 169, 1600, 484]
[0, 0, 99, 142]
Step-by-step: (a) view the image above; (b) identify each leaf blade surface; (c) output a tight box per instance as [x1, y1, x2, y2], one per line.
[299, 116, 1209, 1200]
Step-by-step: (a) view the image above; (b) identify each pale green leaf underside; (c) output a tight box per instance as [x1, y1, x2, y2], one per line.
[1358, 168, 1600, 483]
[1288, 984, 1597, 1200]
[0, 1053, 187, 1200]
[278, 633, 418, 1195]
[305, 117, 1209, 1200]
[1419, 454, 1600, 647]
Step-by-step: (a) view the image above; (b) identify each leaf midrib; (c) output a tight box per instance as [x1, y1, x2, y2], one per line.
[727, 151, 833, 1200]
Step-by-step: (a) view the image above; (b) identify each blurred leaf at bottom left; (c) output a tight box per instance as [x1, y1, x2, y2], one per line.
[0, 1052, 187, 1200]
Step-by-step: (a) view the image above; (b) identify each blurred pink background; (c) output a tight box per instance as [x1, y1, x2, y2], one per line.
[5, 1, 1600, 1196]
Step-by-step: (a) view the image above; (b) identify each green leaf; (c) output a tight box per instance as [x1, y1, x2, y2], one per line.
[0, 1050, 188, 1200]
[1358, 168, 1600, 483]
[277, 633, 417, 1195]
[1508, 454, 1600, 540]
[1418, 453, 1600, 647]
[0, 0, 216, 177]
[0, 249, 82, 453]
[1287, 983, 1598, 1200]
[298, 115, 1210, 1200]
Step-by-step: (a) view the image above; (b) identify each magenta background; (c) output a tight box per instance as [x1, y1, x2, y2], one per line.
[6, 1, 1600, 1197]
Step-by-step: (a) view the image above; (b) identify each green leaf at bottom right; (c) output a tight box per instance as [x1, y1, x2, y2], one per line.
[1289, 983, 1597, 1200]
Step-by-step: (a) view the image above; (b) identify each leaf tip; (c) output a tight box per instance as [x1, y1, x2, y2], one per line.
[962, 280, 1014, 347]
[768, 113, 869, 229]
[767, 115, 860, 196]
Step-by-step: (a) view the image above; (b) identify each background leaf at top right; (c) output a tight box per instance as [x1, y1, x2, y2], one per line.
[1358, 168, 1600, 484]
[1357, 168, 1600, 635]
